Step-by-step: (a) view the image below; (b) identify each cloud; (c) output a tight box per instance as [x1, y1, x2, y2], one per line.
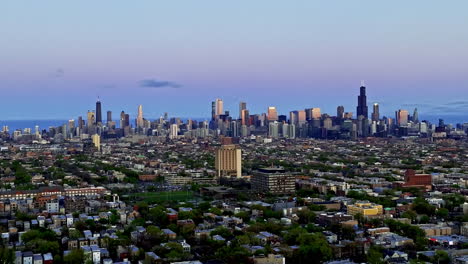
[51, 68, 64, 78]
[139, 78, 181, 89]
[401, 103, 434, 108]
[100, 84, 116, 89]
[445, 100, 468, 106]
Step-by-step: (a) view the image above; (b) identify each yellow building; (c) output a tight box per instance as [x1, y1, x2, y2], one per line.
[92, 134, 101, 151]
[215, 144, 242, 178]
[347, 201, 383, 216]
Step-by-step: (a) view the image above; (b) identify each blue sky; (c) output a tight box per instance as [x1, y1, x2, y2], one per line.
[1, 1, 467, 120]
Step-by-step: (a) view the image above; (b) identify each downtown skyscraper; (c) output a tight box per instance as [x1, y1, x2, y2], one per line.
[372, 103, 380, 122]
[95, 99, 102, 125]
[136, 105, 144, 129]
[356, 83, 368, 118]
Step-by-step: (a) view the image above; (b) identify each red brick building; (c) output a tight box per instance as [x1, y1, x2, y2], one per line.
[403, 169, 432, 191]
[139, 174, 157, 181]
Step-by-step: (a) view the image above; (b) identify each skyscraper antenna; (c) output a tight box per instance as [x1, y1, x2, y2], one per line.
[361, 80, 365, 87]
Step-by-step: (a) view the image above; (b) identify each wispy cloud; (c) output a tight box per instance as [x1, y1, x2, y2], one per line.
[51, 68, 64, 78]
[139, 78, 181, 89]
[444, 100, 468, 106]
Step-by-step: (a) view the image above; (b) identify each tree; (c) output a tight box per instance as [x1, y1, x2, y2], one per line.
[148, 206, 169, 227]
[419, 215, 430, 224]
[198, 202, 211, 211]
[436, 208, 449, 219]
[0, 247, 14, 264]
[215, 245, 251, 264]
[290, 233, 333, 264]
[434, 250, 450, 264]
[412, 198, 435, 216]
[401, 210, 417, 222]
[69, 229, 82, 239]
[210, 227, 232, 239]
[443, 194, 465, 211]
[235, 211, 250, 222]
[297, 210, 316, 225]
[209, 207, 222, 215]
[367, 246, 384, 264]
[63, 249, 84, 264]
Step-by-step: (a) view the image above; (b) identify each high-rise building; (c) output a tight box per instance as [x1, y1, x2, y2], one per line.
[241, 109, 250, 126]
[305, 108, 321, 120]
[251, 167, 295, 194]
[290, 110, 306, 126]
[239, 101, 247, 119]
[337, 106, 345, 119]
[211, 101, 216, 120]
[78, 116, 83, 130]
[215, 98, 224, 116]
[313, 108, 321, 119]
[124, 114, 130, 128]
[120, 111, 130, 128]
[397, 109, 409, 127]
[413, 108, 419, 123]
[95, 100, 102, 125]
[297, 110, 306, 125]
[357, 83, 368, 118]
[372, 103, 380, 122]
[323, 117, 332, 129]
[92, 134, 101, 151]
[267, 107, 278, 121]
[215, 144, 242, 178]
[107, 111, 112, 123]
[87, 111, 95, 127]
[170, 124, 179, 139]
[269, 121, 279, 138]
[120, 111, 125, 128]
[289, 111, 297, 125]
[68, 119, 75, 132]
[136, 105, 144, 128]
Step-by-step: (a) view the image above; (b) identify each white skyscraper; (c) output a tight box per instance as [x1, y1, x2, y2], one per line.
[170, 124, 179, 139]
[136, 105, 144, 128]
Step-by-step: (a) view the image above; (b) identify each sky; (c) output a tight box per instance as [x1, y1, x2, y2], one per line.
[1, 1, 468, 121]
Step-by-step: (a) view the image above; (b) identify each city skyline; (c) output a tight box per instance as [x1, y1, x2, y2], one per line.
[0, 84, 466, 124]
[1, 83, 465, 139]
[1, 1, 468, 120]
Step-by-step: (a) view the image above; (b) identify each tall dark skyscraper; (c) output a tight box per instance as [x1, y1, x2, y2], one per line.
[356, 83, 368, 118]
[78, 116, 83, 130]
[107, 111, 112, 123]
[337, 106, 344, 119]
[95, 99, 102, 124]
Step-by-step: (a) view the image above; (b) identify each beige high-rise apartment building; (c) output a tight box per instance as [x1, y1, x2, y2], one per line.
[267, 107, 278, 121]
[92, 134, 101, 151]
[215, 98, 224, 116]
[215, 144, 242, 178]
